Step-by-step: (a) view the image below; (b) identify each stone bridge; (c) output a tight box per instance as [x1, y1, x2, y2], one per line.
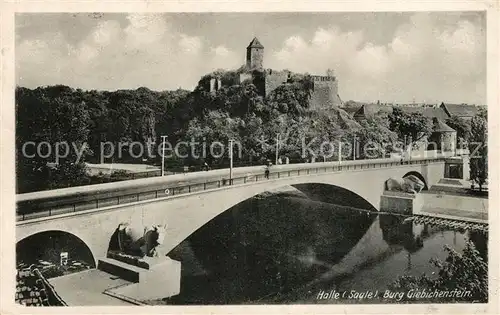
[16, 158, 446, 266]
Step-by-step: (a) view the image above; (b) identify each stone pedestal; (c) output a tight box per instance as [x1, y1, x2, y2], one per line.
[104, 257, 181, 302]
[98, 252, 181, 302]
[380, 191, 423, 215]
[444, 155, 470, 180]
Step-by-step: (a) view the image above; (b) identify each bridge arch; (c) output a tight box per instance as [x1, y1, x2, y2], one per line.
[176, 181, 380, 250]
[290, 183, 379, 211]
[402, 171, 428, 190]
[171, 182, 379, 288]
[16, 230, 96, 269]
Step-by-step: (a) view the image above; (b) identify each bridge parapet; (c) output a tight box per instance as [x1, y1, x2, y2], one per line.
[16, 156, 447, 222]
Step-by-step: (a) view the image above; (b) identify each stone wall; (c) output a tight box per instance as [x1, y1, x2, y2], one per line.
[380, 192, 424, 215]
[309, 77, 342, 109]
[236, 71, 343, 110]
[209, 77, 222, 93]
[238, 73, 253, 84]
[264, 70, 289, 96]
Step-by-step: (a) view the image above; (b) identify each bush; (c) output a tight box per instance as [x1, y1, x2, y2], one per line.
[390, 241, 487, 303]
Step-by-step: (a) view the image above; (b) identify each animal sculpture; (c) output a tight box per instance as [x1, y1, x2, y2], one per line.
[385, 175, 425, 194]
[114, 222, 167, 258]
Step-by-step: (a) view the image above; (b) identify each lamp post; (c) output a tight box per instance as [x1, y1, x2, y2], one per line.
[404, 135, 407, 162]
[275, 134, 280, 166]
[424, 137, 428, 158]
[353, 137, 356, 161]
[229, 139, 234, 185]
[338, 140, 342, 164]
[409, 136, 413, 162]
[161, 135, 168, 176]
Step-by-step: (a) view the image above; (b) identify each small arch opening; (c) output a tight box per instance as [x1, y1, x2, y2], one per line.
[403, 171, 428, 190]
[17, 230, 95, 278]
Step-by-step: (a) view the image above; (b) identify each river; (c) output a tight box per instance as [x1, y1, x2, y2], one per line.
[160, 186, 487, 304]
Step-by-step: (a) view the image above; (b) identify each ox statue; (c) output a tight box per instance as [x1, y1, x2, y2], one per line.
[385, 175, 425, 194]
[111, 222, 168, 258]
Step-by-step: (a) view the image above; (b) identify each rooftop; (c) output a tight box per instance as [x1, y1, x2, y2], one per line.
[398, 107, 449, 120]
[247, 37, 264, 49]
[440, 103, 480, 117]
[432, 118, 456, 133]
[342, 105, 362, 116]
[352, 104, 453, 122]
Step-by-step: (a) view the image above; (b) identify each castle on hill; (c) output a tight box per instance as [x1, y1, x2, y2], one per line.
[207, 37, 343, 109]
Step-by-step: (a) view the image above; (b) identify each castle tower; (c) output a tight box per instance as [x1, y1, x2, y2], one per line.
[246, 37, 264, 70]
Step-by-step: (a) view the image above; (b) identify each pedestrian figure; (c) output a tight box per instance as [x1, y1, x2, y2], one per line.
[265, 162, 271, 179]
[203, 162, 210, 171]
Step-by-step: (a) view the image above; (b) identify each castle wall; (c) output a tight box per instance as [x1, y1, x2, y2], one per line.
[209, 78, 216, 93]
[264, 70, 289, 96]
[309, 76, 341, 109]
[203, 38, 343, 109]
[209, 78, 222, 93]
[239, 73, 253, 84]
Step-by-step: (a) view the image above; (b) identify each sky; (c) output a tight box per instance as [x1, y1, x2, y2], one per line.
[16, 12, 486, 104]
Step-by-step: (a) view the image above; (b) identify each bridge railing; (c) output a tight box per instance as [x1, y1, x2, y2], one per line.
[16, 156, 446, 222]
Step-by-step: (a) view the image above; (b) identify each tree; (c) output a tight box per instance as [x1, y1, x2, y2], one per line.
[356, 113, 397, 159]
[184, 110, 245, 167]
[446, 115, 471, 147]
[16, 85, 91, 192]
[154, 89, 191, 145]
[468, 108, 487, 191]
[83, 90, 112, 163]
[389, 108, 433, 146]
[265, 73, 314, 118]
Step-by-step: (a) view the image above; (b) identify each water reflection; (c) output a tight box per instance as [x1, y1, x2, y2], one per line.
[167, 191, 377, 304]
[163, 189, 487, 305]
[380, 215, 424, 253]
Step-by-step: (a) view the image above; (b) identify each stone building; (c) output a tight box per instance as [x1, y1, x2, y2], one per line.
[238, 37, 343, 108]
[427, 118, 457, 153]
[204, 37, 343, 108]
